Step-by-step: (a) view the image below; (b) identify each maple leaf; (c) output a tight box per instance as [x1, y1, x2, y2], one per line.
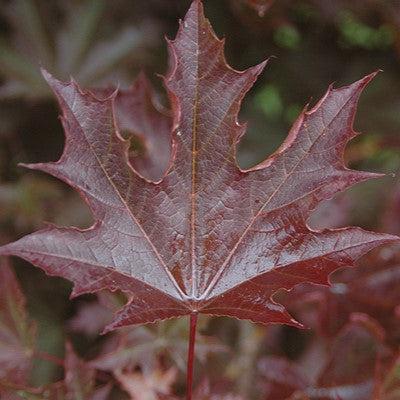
[112, 73, 172, 182]
[259, 314, 386, 400]
[63, 342, 112, 400]
[0, 342, 112, 400]
[115, 366, 177, 400]
[313, 313, 385, 400]
[89, 317, 227, 373]
[0, 259, 36, 386]
[258, 356, 308, 400]
[0, 0, 397, 333]
[94, 73, 172, 182]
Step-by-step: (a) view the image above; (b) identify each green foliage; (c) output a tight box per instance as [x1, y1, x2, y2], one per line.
[339, 11, 394, 50]
[0, 0, 152, 99]
[273, 25, 301, 49]
[254, 84, 283, 119]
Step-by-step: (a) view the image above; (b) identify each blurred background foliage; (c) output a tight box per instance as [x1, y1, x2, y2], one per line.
[0, 0, 400, 399]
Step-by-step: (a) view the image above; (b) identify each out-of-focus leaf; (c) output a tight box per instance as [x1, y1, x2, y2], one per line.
[242, 0, 275, 17]
[1, 342, 112, 400]
[0, 0, 155, 100]
[259, 314, 386, 400]
[0, 259, 36, 385]
[282, 245, 400, 343]
[90, 318, 227, 373]
[68, 291, 120, 336]
[73, 27, 149, 85]
[338, 11, 394, 50]
[274, 25, 301, 49]
[5, 0, 53, 67]
[0, 176, 64, 231]
[64, 341, 96, 400]
[112, 73, 172, 182]
[315, 314, 384, 392]
[93, 73, 172, 182]
[61, 342, 111, 400]
[308, 194, 352, 230]
[191, 379, 244, 400]
[281, 179, 400, 346]
[58, 0, 106, 75]
[0, 39, 43, 88]
[254, 84, 283, 120]
[381, 180, 400, 235]
[258, 356, 308, 400]
[378, 354, 400, 400]
[115, 366, 177, 400]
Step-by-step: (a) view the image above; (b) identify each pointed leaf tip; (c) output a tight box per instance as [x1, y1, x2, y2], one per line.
[40, 68, 64, 90]
[352, 70, 380, 90]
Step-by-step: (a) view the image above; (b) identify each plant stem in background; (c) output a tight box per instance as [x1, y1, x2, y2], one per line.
[236, 322, 263, 397]
[187, 312, 198, 400]
[33, 350, 64, 367]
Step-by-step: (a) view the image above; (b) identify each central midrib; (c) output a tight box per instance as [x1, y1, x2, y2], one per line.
[190, 40, 200, 300]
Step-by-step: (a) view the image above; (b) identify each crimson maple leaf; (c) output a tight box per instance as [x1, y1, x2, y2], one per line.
[0, 0, 397, 333]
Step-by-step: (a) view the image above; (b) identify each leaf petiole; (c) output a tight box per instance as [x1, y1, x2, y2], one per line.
[186, 312, 198, 400]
